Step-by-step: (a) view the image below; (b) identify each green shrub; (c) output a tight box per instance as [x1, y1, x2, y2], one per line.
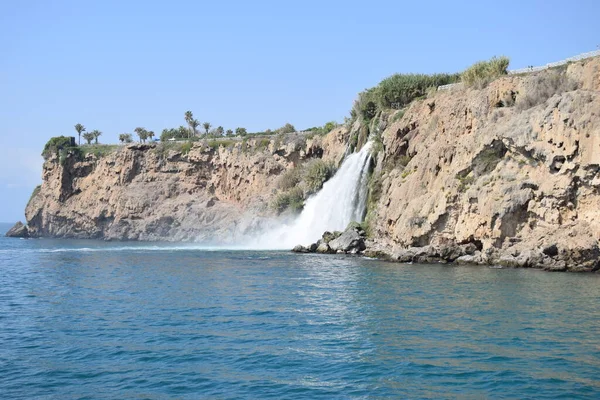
[461, 56, 510, 89]
[375, 73, 461, 109]
[277, 123, 296, 134]
[277, 168, 302, 190]
[363, 171, 383, 237]
[42, 136, 75, 160]
[371, 133, 383, 157]
[180, 141, 192, 155]
[272, 187, 304, 213]
[303, 159, 337, 194]
[349, 132, 359, 152]
[303, 121, 338, 136]
[352, 72, 459, 122]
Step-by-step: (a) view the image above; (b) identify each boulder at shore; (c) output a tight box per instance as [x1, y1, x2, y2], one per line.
[292, 223, 366, 255]
[5, 221, 29, 238]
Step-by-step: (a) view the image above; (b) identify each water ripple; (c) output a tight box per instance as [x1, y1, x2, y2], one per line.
[1, 236, 600, 399]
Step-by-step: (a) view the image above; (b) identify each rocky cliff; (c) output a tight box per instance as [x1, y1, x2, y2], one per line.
[364, 57, 600, 272]
[24, 132, 348, 242]
[15, 56, 600, 271]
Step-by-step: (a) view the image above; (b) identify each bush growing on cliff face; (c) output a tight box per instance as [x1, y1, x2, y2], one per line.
[351, 73, 459, 123]
[180, 141, 192, 155]
[303, 159, 337, 195]
[42, 136, 76, 160]
[374, 73, 461, 109]
[272, 159, 338, 213]
[515, 70, 578, 111]
[461, 56, 510, 89]
[277, 168, 302, 190]
[272, 187, 304, 213]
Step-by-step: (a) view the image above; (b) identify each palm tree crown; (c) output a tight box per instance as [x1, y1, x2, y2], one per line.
[74, 123, 85, 145]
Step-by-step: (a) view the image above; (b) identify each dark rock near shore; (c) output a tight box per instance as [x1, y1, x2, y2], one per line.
[292, 223, 367, 255]
[5, 221, 29, 238]
[292, 244, 310, 253]
[329, 228, 366, 253]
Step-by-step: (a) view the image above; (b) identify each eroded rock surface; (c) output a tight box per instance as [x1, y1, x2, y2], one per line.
[365, 57, 600, 272]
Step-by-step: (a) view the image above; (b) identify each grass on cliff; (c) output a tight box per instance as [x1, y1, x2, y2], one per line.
[350, 56, 509, 128]
[80, 144, 120, 158]
[352, 73, 460, 121]
[461, 56, 510, 89]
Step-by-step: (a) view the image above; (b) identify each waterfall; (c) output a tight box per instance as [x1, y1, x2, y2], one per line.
[252, 142, 373, 249]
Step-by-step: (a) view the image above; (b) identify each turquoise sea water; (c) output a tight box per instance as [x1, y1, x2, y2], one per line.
[1, 223, 599, 399]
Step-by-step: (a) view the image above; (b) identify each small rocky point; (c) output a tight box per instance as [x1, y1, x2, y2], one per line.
[5, 221, 29, 238]
[292, 222, 367, 255]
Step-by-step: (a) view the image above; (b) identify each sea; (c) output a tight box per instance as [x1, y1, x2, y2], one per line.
[1, 222, 599, 399]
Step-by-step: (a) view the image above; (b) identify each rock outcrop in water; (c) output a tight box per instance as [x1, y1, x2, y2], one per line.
[5, 221, 29, 238]
[19, 56, 600, 271]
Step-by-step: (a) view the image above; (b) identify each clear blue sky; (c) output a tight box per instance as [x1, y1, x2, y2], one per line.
[1, 0, 598, 223]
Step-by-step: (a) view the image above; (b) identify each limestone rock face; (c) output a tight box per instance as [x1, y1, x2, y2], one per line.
[25, 135, 348, 242]
[5, 221, 29, 238]
[366, 57, 600, 272]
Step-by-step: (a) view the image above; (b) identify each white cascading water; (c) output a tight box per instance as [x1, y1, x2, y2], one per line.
[252, 141, 373, 249]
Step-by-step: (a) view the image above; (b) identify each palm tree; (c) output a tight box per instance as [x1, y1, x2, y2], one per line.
[190, 119, 199, 137]
[134, 127, 148, 143]
[74, 123, 86, 145]
[147, 131, 155, 141]
[203, 122, 211, 138]
[226, 129, 233, 137]
[82, 132, 95, 144]
[184, 111, 194, 138]
[216, 126, 224, 136]
[90, 130, 102, 144]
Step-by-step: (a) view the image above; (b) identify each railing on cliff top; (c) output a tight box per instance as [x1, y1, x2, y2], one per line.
[437, 49, 600, 91]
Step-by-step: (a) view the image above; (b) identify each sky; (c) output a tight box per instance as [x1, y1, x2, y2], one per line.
[0, 0, 598, 223]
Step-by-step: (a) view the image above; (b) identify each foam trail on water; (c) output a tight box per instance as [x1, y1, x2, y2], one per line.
[252, 142, 373, 249]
